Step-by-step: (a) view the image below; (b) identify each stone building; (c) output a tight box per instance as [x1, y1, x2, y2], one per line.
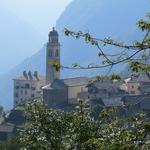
[0, 123, 15, 141]
[126, 74, 150, 95]
[43, 77, 89, 107]
[121, 95, 150, 116]
[43, 28, 89, 108]
[13, 71, 45, 107]
[85, 79, 128, 106]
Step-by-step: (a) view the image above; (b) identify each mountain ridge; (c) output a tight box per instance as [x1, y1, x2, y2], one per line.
[1, 0, 150, 109]
[0, 5, 45, 73]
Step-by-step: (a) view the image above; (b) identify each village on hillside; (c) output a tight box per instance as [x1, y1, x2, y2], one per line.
[0, 28, 150, 141]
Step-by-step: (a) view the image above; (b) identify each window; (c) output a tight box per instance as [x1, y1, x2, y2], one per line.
[25, 84, 30, 89]
[15, 86, 19, 89]
[21, 90, 23, 95]
[49, 51, 52, 57]
[15, 101, 18, 105]
[131, 91, 135, 94]
[81, 87, 83, 92]
[31, 94, 35, 98]
[15, 93, 18, 98]
[52, 38, 58, 43]
[25, 90, 27, 95]
[55, 49, 59, 57]
[132, 85, 134, 88]
[31, 87, 36, 90]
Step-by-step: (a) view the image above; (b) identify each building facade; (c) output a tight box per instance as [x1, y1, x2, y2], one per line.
[43, 28, 89, 107]
[13, 71, 45, 107]
[121, 95, 150, 116]
[126, 74, 150, 95]
[43, 77, 89, 108]
[0, 123, 15, 141]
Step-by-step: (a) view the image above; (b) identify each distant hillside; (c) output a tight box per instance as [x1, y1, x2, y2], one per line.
[0, 0, 149, 109]
[56, 0, 149, 76]
[0, 6, 44, 73]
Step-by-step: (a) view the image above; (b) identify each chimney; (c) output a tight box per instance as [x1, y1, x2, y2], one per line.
[34, 71, 39, 81]
[23, 71, 28, 80]
[28, 71, 33, 80]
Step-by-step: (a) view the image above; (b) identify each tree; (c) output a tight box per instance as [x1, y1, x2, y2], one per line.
[64, 100, 97, 150]
[19, 100, 68, 150]
[18, 100, 150, 150]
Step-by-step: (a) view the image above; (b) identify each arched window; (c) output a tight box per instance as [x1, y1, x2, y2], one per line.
[55, 49, 59, 57]
[49, 51, 53, 57]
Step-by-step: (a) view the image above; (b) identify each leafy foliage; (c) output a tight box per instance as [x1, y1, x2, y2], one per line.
[19, 100, 67, 150]
[18, 100, 150, 150]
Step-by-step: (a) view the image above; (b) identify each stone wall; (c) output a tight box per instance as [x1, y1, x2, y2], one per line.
[43, 88, 68, 108]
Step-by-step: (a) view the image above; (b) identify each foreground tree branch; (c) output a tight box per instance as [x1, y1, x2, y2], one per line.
[59, 13, 150, 75]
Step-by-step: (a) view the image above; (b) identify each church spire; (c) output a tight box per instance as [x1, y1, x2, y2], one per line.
[48, 27, 59, 43]
[46, 28, 60, 84]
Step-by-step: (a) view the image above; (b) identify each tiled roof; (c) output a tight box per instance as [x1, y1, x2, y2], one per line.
[0, 124, 14, 133]
[15, 75, 45, 81]
[88, 79, 125, 88]
[127, 74, 150, 83]
[121, 95, 150, 105]
[43, 77, 89, 89]
[61, 77, 89, 87]
[102, 97, 123, 107]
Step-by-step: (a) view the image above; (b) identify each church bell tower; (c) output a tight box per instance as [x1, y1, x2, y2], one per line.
[46, 27, 60, 84]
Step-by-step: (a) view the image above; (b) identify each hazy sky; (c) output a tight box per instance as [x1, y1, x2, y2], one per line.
[0, 0, 72, 36]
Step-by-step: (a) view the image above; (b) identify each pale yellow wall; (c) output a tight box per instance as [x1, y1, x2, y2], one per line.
[68, 85, 88, 104]
[127, 82, 141, 95]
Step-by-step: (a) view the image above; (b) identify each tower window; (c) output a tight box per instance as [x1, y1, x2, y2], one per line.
[15, 93, 19, 98]
[52, 37, 58, 43]
[55, 49, 59, 57]
[49, 51, 53, 57]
